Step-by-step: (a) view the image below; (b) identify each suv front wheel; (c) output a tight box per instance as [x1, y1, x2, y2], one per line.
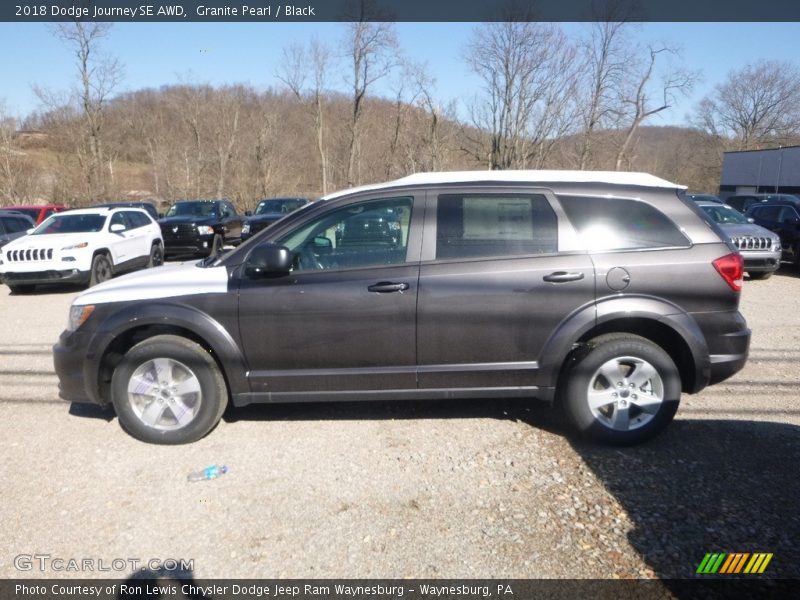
[110, 335, 228, 444]
[561, 334, 680, 445]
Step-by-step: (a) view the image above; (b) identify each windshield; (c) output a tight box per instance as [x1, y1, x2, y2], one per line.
[166, 202, 218, 218]
[33, 213, 106, 234]
[255, 199, 305, 215]
[700, 205, 748, 225]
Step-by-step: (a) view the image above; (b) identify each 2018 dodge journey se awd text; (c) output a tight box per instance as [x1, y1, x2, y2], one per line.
[53, 171, 751, 445]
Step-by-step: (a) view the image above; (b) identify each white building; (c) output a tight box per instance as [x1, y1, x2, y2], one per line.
[720, 146, 800, 200]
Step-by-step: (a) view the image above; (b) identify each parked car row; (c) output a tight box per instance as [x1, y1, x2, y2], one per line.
[0, 197, 311, 291]
[687, 192, 800, 276]
[0, 207, 163, 294]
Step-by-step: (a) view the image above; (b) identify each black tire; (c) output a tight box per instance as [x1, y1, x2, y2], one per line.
[89, 252, 113, 287]
[748, 271, 772, 280]
[148, 242, 164, 268]
[110, 335, 228, 445]
[560, 334, 681, 445]
[7, 283, 35, 294]
[209, 234, 223, 257]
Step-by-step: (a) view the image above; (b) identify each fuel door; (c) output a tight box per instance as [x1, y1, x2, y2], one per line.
[606, 266, 631, 291]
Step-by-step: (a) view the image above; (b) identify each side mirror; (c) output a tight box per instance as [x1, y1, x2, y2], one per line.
[244, 243, 294, 278]
[245, 211, 253, 217]
[747, 217, 755, 223]
[110, 223, 125, 233]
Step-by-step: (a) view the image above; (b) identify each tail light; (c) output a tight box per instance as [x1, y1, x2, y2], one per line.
[712, 253, 744, 292]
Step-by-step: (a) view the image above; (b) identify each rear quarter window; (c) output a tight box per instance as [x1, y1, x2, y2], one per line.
[559, 195, 689, 251]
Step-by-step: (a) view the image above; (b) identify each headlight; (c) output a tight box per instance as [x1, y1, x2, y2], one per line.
[61, 242, 88, 250]
[67, 304, 95, 331]
[197, 226, 214, 235]
[242, 222, 251, 234]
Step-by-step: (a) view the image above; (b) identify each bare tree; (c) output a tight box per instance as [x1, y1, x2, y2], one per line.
[694, 60, 800, 151]
[342, 19, 398, 186]
[278, 39, 332, 194]
[463, 21, 581, 170]
[0, 104, 39, 202]
[577, 21, 630, 169]
[614, 45, 696, 170]
[44, 23, 123, 199]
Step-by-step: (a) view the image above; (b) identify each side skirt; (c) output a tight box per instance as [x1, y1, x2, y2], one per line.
[232, 386, 555, 407]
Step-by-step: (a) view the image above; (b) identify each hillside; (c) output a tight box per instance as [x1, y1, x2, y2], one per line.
[3, 85, 725, 209]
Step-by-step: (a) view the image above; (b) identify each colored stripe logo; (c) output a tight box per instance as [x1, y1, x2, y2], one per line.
[697, 553, 773, 574]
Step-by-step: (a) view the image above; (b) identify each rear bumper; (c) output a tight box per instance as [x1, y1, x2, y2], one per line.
[693, 310, 751, 387]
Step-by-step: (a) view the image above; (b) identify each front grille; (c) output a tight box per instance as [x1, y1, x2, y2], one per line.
[731, 236, 771, 251]
[161, 223, 198, 243]
[6, 248, 54, 262]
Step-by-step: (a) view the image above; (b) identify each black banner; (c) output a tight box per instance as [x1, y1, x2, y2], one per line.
[4, 0, 800, 23]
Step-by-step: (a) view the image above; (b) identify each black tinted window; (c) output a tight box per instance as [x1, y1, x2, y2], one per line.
[279, 197, 413, 272]
[125, 211, 149, 228]
[751, 206, 781, 221]
[436, 194, 557, 259]
[110, 212, 127, 230]
[4, 217, 30, 234]
[559, 195, 689, 251]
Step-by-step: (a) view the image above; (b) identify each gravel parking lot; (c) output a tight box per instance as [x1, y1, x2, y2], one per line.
[1, 265, 798, 583]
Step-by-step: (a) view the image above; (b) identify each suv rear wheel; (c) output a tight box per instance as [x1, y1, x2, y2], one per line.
[562, 334, 680, 445]
[110, 335, 228, 444]
[148, 242, 164, 267]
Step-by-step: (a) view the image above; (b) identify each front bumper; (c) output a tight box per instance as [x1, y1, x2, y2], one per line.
[162, 234, 214, 256]
[53, 328, 96, 403]
[741, 249, 782, 273]
[2, 268, 90, 286]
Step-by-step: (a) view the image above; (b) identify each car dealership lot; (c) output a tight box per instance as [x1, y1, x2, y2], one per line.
[1, 269, 799, 581]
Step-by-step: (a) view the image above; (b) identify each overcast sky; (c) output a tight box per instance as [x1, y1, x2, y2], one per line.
[2, 22, 800, 127]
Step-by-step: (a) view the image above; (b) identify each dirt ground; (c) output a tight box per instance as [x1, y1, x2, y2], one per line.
[1, 264, 798, 582]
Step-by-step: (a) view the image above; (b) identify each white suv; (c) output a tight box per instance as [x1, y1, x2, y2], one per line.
[0, 207, 163, 294]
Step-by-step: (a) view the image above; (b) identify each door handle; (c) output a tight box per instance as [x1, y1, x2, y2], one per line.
[368, 282, 410, 293]
[542, 271, 585, 283]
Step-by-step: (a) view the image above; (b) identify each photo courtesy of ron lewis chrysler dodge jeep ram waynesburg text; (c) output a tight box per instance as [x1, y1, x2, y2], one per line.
[53, 171, 751, 446]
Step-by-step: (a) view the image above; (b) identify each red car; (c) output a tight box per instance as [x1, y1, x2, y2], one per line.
[0, 204, 67, 225]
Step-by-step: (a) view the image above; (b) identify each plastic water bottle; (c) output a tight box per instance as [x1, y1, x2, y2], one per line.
[187, 464, 228, 482]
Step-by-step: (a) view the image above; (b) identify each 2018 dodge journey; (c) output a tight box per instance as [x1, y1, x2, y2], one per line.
[53, 171, 751, 445]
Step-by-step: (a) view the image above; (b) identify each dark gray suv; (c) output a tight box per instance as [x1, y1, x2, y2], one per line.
[53, 171, 750, 445]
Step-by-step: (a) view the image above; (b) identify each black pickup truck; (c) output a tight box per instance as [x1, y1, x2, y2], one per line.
[159, 199, 244, 258]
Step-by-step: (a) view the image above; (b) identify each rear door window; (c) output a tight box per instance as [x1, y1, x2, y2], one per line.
[435, 194, 557, 259]
[559, 195, 689, 251]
